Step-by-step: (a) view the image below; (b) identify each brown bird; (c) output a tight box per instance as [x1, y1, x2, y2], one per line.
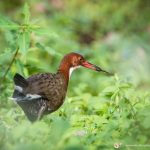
[12, 52, 112, 122]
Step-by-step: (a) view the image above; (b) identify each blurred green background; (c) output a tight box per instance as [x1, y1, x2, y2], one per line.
[0, 0, 150, 150]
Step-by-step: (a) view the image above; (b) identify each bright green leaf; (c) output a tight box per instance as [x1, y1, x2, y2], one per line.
[23, 3, 30, 24]
[18, 31, 30, 54]
[33, 28, 58, 38]
[0, 15, 19, 30]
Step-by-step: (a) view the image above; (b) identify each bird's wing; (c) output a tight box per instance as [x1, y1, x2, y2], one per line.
[12, 73, 52, 102]
[26, 73, 56, 100]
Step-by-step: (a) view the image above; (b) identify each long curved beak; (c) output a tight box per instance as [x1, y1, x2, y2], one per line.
[81, 61, 113, 75]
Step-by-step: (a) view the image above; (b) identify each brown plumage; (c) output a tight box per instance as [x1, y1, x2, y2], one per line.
[12, 52, 112, 122]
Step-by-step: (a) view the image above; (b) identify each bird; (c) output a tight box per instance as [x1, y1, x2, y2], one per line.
[12, 52, 112, 122]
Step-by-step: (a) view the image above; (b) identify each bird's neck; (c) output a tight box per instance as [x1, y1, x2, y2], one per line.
[57, 61, 71, 85]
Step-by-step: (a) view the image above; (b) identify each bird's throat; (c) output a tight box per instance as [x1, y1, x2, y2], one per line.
[58, 66, 80, 84]
[69, 66, 80, 78]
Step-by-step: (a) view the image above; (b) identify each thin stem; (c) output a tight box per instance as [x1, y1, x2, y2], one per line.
[1, 47, 19, 82]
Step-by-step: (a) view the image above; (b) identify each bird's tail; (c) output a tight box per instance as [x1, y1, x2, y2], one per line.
[12, 73, 28, 101]
[13, 73, 28, 88]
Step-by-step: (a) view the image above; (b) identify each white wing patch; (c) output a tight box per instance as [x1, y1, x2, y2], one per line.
[13, 86, 42, 102]
[12, 94, 42, 102]
[26, 94, 41, 100]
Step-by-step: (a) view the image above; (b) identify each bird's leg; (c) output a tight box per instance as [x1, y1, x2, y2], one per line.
[37, 102, 47, 121]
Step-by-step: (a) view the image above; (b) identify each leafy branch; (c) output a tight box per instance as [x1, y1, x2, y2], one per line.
[0, 3, 41, 80]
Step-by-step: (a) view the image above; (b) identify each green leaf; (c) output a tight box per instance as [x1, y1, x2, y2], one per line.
[18, 31, 30, 54]
[33, 28, 58, 38]
[23, 3, 30, 24]
[0, 15, 19, 29]
[36, 42, 62, 57]
[36, 42, 46, 51]
[0, 49, 13, 65]
[15, 59, 25, 75]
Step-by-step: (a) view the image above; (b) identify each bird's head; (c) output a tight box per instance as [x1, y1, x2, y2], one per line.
[58, 52, 113, 78]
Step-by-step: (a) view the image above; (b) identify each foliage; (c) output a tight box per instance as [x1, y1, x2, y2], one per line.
[0, 1, 150, 150]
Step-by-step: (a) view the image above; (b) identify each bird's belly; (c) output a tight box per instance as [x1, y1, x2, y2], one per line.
[47, 94, 66, 112]
[45, 86, 67, 111]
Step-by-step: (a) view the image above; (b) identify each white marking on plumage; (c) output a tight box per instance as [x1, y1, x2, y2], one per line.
[15, 85, 23, 92]
[13, 85, 42, 102]
[69, 66, 80, 78]
[11, 97, 20, 101]
[9, 97, 17, 102]
[12, 94, 42, 102]
[26, 94, 41, 100]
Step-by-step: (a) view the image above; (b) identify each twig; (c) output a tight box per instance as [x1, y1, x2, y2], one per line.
[1, 47, 19, 83]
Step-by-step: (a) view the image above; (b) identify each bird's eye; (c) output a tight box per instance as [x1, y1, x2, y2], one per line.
[79, 58, 83, 61]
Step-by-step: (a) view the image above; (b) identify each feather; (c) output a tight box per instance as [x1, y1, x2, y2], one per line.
[13, 73, 28, 88]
